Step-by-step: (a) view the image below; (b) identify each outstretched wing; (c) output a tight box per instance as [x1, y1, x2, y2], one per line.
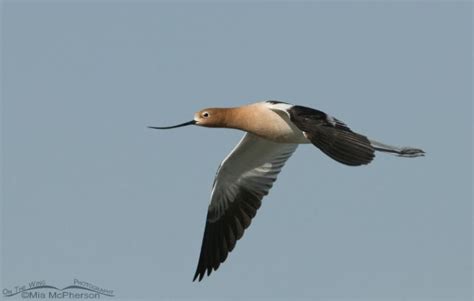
[288, 105, 375, 166]
[193, 133, 298, 281]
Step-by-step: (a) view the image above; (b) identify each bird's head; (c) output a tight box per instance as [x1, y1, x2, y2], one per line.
[148, 108, 230, 130]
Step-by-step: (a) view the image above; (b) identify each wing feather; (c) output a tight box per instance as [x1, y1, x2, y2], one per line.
[288, 105, 375, 166]
[193, 133, 297, 281]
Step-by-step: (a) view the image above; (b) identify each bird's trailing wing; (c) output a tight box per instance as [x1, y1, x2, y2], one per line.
[288, 105, 375, 166]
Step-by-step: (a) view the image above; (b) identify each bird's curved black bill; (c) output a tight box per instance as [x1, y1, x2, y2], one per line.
[148, 120, 196, 130]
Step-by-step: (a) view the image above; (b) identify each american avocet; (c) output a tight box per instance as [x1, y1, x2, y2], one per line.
[149, 100, 424, 281]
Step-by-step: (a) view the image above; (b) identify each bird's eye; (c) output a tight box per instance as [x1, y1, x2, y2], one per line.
[202, 112, 210, 118]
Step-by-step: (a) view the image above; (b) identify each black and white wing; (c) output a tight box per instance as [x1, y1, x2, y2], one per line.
[288, 105, 375, 166]
[193, 133, 298, 281]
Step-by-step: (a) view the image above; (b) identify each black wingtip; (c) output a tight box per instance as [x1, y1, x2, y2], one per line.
[309, 129, 375, 166]
[192, 269, 206, 282]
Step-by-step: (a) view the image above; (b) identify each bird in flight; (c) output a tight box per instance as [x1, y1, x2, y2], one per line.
[149, 100, 424, 281]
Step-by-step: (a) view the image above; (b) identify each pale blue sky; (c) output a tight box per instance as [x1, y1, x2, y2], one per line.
[1, 1, 472, 300]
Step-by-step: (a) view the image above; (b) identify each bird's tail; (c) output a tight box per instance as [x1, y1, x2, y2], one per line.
[369, 139, 425, 158]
